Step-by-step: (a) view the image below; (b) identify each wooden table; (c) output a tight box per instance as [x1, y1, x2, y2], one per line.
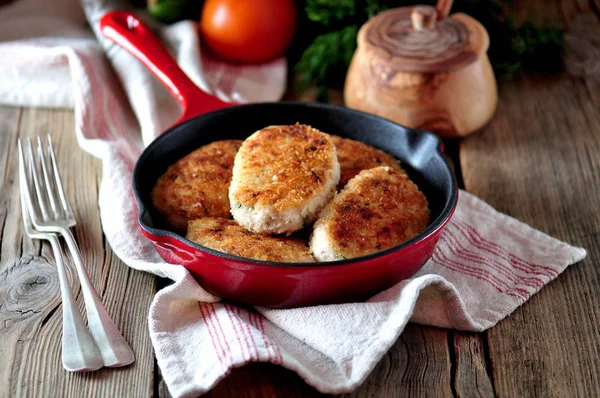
[1, 3, 599, 398]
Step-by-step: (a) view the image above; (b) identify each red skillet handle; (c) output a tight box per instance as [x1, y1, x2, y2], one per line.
[99, 10, 234, 124]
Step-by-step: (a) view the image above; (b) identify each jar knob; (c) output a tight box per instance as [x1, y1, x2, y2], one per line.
[411, 6, 438, 30]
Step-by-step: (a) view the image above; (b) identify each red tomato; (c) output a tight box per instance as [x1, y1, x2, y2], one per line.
[199, 0, 297, 64]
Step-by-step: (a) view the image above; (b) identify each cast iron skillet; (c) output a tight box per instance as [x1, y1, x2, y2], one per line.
[100, 11, 458, 308]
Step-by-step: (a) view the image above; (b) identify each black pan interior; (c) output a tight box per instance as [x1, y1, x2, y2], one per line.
[133, 101, 458, 265]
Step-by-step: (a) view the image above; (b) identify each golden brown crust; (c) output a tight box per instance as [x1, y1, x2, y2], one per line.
[330, 135, 406, 188]
[318, 166, 429, 258]
[151, 140, 242, 230]
[186, 218, 314, 262]
[230, 124, 338, 211]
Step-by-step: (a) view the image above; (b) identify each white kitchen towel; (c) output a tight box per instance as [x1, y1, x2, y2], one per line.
[0, 0, 286, 146]
[0, 1, 587, 397]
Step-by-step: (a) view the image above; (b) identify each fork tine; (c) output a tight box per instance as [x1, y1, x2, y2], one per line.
[19, 139, 43, 229]
[47, 135, 73, 218]
[38, 136, 60, 218]
[19, 161, 35, 236]
[27, 138, 50, 221]
[18, 139, 35, 223]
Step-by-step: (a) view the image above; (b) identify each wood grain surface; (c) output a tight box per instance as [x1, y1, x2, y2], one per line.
[0, 107, 156, 397]
[2, 1, 600, 397]
[461, 1, 600, 394]
[462, 72, 600, 398]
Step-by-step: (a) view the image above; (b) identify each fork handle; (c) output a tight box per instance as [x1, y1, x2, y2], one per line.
[59, 227, 135, 367]
[48, 234, 104, 372]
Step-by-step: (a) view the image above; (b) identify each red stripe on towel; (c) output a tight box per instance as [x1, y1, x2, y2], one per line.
[444, 227, 546, 289]
[208, 304, 233, 366]
[248, 311, 273, 363]
[198, 303, 226, 372]
[235, 306, 259, 361]
[224, 304, 250, 363]
[77, 55, 113, 141]
[258, 315, 283, 365]
[77, 52, 140, 163]
[433, 244, 528, 300]
[453, 219, 559, 276]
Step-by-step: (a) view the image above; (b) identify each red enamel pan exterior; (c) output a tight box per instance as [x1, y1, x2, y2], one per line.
[100, 11, 459, 308]
[100, 10, 233, 124]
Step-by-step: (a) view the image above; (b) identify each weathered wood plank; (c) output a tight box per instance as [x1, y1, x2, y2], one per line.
[453, 332, 495, 398]
[460, 65, 600, 398]
[0, 106, 156, 397]
[461, 3, 600, 394]
[0, 106, 26, 262]
[0, 106, 53, 397]
[201, 363, 321, 398]
[346, 326, 454, 397]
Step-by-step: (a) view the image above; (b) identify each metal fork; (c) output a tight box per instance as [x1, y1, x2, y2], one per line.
[19, 137, 135, 368]
[19, 157, 104, 372]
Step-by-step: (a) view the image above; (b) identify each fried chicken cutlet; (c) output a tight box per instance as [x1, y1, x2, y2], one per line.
[151, 140, 242, 230]
[229, 124, 340, 235]
[330, 135, 406, 188]
[310, 166, 429, 261]
[186, 218, 314, 262]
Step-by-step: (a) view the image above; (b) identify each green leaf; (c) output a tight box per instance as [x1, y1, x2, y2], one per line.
[148, 0, 189, 23]
[295, 25, 358, 99]
[364, 0, 389, 19]
[305, 0, 356, 25]
[293, 0, 565, 95]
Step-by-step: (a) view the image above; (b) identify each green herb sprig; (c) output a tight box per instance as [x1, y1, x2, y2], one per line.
[292, 0, 565, 99]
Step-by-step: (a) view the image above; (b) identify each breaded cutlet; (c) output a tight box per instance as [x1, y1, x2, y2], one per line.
[151, 140, 242, 230]
[310, 166, 430, 261]
[330, 135, 406, 188]
[229, 124, 340, 235]
[186, 218, 314, 262]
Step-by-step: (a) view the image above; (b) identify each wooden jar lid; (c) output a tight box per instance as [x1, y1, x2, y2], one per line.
[359, 5, 489, 73]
